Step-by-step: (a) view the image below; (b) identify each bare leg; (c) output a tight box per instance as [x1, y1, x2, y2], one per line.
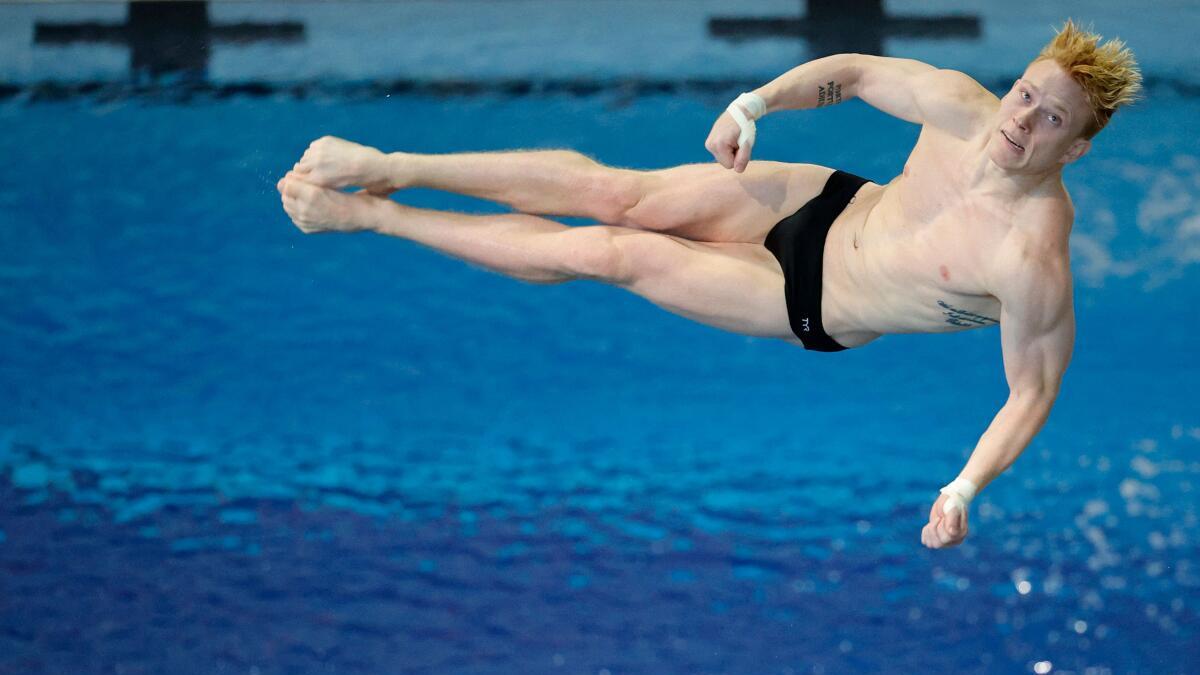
[291, 137, 834, 244]
[277, 174, 796, 339]
[294, 137, 637, 222]
[278, 171, 587, 283]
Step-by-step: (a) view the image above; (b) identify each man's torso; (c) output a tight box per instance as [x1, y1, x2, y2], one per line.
[818, 124, 1073, 348]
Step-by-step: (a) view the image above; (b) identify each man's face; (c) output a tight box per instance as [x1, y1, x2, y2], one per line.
[988, 59, 1093, 174]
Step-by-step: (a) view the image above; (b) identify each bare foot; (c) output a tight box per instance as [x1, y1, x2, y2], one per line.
[292, 136, 408, 195]
[276, 171, 383, 234]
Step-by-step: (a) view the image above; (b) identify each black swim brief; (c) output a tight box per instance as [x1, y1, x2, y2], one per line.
[763, 169, 871, 352]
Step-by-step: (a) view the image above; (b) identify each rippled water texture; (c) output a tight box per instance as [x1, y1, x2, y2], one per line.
[3, 9, 1200, 675]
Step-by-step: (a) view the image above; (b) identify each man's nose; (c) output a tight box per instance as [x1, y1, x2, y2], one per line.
[1013, 110, 1033, 132]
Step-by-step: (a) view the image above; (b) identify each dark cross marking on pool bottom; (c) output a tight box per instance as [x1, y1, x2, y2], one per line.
[708, 0, 981, 59]
[34, 1, 303, 80]
[938, 300, 998, 328]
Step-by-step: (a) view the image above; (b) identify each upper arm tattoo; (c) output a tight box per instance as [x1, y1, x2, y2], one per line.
[817, 80, 843, 107]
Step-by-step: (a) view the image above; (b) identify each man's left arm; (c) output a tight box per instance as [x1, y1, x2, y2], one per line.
[922, 253, 1075, 549]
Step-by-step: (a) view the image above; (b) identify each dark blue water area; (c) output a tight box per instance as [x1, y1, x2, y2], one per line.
[0, 91, 1197, 674]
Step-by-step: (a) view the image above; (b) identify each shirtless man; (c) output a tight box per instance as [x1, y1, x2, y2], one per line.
[276, 21, 1140, 549]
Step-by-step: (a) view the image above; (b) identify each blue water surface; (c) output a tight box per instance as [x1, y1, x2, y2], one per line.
[1, 60, 1198, 675]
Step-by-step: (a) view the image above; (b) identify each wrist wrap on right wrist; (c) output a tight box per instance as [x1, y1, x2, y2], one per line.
[939, 477, 978, 516]
[731, 92, 767, 120]
[725, 92, 767, 148]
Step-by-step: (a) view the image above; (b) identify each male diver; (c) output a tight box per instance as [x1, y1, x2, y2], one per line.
[276, 21, 1140, 549]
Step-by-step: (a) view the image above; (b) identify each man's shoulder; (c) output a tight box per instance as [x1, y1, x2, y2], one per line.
[924, 69, 995, 101]
[986, 207, 1073, 308]
[914, 69, 999, 139]
[1024, 184, 1076, 254]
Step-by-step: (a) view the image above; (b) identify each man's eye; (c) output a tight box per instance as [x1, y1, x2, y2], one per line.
[1021, 91, 1031, 101]
[1049, 114, 1060, 124]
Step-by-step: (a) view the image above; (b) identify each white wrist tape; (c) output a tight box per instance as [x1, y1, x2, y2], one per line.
[939, 477, 978, 517]
[726, 92, 767, 148]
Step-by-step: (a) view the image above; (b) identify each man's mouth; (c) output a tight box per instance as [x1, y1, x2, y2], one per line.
[1001, 130, 1025, 152]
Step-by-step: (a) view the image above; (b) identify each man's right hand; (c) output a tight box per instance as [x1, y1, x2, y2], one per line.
[921, 492, 970, 549]
[293, 136, 397, 195]
[704, 110, 754, 173]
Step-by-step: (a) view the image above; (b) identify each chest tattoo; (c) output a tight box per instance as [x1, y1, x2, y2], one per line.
[937, 300, 998, 327]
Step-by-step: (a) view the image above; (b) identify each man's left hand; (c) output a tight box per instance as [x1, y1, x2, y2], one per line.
[921, 492, 969, 549]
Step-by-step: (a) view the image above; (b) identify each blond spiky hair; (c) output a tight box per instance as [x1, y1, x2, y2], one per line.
[1035, 19, 1142, 138]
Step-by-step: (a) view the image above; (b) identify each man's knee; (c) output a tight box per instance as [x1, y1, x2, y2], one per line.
[614, 165, 721, 233]
[556, 226, 635, 283]
[586, 169, 646, 226]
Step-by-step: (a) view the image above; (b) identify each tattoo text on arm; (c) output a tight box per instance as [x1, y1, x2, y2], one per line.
[816, 80, 843, 107]
[938, 300, 999, 328]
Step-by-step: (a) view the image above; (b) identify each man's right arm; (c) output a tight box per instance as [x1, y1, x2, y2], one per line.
[751, 53, 997, 138]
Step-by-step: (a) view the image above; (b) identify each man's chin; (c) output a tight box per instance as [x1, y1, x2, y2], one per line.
[986, 145, 1019, 171]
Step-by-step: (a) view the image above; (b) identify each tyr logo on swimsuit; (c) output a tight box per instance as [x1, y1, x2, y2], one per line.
[801, 317, 811, 332]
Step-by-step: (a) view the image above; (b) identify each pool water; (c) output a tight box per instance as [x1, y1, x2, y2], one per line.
[1, 4, 1198, 675]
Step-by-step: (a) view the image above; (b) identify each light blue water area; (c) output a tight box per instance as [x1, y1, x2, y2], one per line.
[1, 88, 1198, 674]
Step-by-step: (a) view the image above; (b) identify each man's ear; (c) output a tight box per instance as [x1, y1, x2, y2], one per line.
[1060, 136, 1091, 165]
